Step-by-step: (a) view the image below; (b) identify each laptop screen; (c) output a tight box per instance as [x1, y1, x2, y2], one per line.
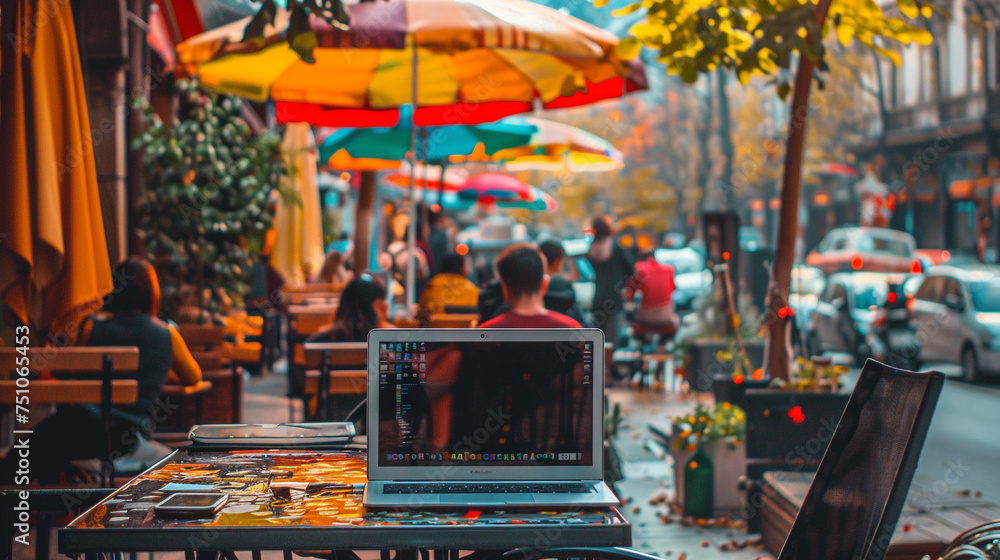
[374, 334, 598, 469]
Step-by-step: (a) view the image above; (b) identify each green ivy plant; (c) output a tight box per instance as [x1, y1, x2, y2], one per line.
[132, 79, 284, 321]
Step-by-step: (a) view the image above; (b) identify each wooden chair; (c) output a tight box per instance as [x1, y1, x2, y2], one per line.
[427, 313, 478, 329]
[510, 360, 945, 560]
[0, 347, 139, 487]
[302, 342, 367, 424]
[176, 324, 243, 425]
[284, 307, 336, 421]
[281, 283, 342, 306]
[158, 379, 213, 436]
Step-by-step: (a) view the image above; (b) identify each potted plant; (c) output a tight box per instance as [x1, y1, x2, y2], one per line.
[669, 402, 747, 512]
[133, 79, 284, 324]
[675, 269, 766, 392]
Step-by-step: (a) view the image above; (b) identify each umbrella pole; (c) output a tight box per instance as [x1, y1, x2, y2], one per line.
[438, 162, 447, 205]
[354, 171, 377, 274]
[405, 39, 419, 316]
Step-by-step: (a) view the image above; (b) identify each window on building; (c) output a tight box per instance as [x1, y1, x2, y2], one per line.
[919, 45, 936, 102]
[969, 32, 983, 93]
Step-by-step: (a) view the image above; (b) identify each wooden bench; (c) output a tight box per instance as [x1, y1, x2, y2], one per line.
[303, 342, 367, 423]
[760, 471, 1000, 559]
[0, 347, 139, 487]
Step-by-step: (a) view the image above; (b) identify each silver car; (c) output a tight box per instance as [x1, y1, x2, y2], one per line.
[910, 265, 1000, 382]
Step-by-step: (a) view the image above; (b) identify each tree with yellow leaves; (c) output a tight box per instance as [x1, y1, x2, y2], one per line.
[605, 0, 935, 380]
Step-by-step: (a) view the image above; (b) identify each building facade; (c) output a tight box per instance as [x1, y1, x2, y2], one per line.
[852, 0, 1000, 260]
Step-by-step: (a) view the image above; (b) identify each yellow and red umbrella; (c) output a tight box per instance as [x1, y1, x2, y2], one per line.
[174, 2, 646, 126]
[0, 0, 113, 338]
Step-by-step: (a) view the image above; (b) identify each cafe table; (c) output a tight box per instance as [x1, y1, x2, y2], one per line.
[58, 445, 631, 559]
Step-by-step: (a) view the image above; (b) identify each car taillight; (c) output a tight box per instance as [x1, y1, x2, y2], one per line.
[910, 259, 922, 274]
[873, 311, 887, 327]
[851, 254, 864, 270]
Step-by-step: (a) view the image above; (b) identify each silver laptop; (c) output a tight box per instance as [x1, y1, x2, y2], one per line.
[364, 328, 620, 509]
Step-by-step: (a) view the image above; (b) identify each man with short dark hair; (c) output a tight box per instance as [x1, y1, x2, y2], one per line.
[479, 243, 581, 328]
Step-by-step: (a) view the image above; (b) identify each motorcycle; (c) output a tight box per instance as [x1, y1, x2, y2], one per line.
[865, 283, 922, 370]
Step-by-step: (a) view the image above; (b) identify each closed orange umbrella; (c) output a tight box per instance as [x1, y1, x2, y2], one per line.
[0, 0, 113, 337]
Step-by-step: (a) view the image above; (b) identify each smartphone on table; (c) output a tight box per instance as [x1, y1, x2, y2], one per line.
[153, 493, 229, 518]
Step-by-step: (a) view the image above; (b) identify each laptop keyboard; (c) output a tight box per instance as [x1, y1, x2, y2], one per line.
[383, 482, 594, 494]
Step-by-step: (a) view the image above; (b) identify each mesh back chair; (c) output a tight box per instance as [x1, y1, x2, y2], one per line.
[506, 359, 944, 560]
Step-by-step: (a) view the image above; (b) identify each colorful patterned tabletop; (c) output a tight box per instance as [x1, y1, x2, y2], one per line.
[61, 448, 629, 554]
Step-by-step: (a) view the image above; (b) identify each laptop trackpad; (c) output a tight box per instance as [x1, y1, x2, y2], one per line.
[438, 494, 535, 505]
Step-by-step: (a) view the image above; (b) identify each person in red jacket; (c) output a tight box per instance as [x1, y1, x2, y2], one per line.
[625, 251, 678, 334]
[478, 243, 581, 329]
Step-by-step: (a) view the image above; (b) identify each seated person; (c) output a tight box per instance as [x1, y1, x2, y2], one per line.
[305, 275, 394, 423]
[307, 274, 395, 343]
[312, 249, 353, 289]
[377, 211, 429, 302]
[477, 278, 508, 324]
[418, 253, 479, 318]
[478, 243, 582, 329]
[625, 250, 678, 336]
[539, 240, 586, 326]
[246, 229, 286, 311]
[0, 257, 202, 483]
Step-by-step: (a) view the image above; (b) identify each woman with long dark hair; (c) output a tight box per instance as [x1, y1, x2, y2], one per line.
[308, 274, 395, 343]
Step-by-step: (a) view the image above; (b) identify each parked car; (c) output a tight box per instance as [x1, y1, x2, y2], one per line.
[654, 247, 711, 314]
[560, 236, 596, 310]
[910, 265, 1000, 382]
[806, 226, 919, 276]
[805, 272, 919, 362]
[788, 265, 826, 353]
[739, 226, 766, 251]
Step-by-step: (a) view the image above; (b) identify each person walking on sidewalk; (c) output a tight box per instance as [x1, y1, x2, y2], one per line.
[586, 216, 634, 345]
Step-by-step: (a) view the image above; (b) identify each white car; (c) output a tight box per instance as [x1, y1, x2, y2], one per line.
[653, 247, 711, 313]
[910, 265, 1000, 382]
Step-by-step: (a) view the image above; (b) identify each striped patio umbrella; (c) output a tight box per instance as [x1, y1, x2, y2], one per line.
[318, 109, 537, 167]
[458, 184, 559, 213]
[491, 117, 624, 173]
[384, 163, 470, 192]
[457, 173, 535, 203]
[175, 2, 647, 127]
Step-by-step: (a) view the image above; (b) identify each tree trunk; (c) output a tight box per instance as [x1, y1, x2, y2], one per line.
[353, 170, 376, 274]
[764, 0, 833, 381]
[717, 68, 735, 210]
[693, 74, 714, 237]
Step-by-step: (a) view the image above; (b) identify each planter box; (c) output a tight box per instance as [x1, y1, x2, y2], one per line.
[683, 339, 765, 392]
[670, 437, 747, 513]
[712, 375, 770, 410]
